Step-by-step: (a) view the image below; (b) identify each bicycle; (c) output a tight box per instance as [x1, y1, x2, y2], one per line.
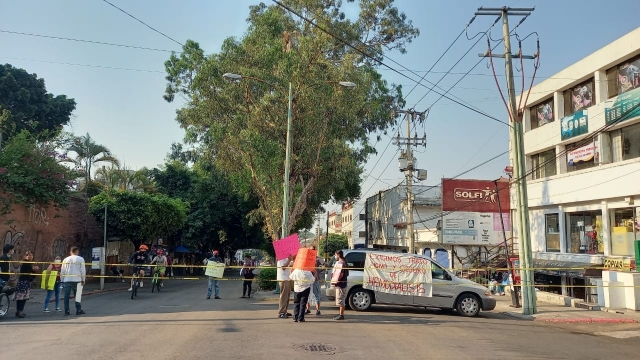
[151, 269, 162, 293]
[131, 272, 141, 300]
[0, 285, 15, 318]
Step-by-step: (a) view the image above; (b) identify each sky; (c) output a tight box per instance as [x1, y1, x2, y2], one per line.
[1, 0, 639, 227]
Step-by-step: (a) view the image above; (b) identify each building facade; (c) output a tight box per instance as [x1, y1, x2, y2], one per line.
[327, 211, 342, 235]
[365, 184, 448, 265]
[512, 27, 640, 307]
[341, 201, 366, 249]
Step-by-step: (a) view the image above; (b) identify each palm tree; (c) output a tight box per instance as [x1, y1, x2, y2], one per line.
[62, 133, 119, 186]
[95, 165, 155, 193]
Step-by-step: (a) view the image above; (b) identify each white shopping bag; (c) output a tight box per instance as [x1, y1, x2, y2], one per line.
[76, 283, 84, 303]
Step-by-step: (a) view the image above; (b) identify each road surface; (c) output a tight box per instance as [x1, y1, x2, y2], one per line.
[2, 278, 638, 360]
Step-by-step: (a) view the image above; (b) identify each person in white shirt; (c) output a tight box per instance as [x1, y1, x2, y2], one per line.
[277, 254, 294, 318]
[60, 246, 86, 316]
[289, 268, 315, 322]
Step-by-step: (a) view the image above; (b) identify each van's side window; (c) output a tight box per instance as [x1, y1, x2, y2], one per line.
[344, 252, 366, 270]
[432, 263, 447, 280]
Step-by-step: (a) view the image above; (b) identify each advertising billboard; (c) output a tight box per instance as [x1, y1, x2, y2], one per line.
[441, 178, 510, 213]
[441, 212, 511, 245]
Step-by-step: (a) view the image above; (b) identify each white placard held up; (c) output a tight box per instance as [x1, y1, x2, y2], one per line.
[76, 283, 84, 303]
[363, 252, 432, 297]
[205, 262, 225, 278]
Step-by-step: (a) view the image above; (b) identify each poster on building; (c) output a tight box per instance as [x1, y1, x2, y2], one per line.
[561, 110, 588, 140]
[605, 87, 640, 125]
[571, 84, 593, 112]
[535, 100, 554, 127]
[442, 212, 511, 245]
[441, 178, 510, 213]
[91, 247, 102, 270]
[567, 141, 598, 166]
[617, 58, 640, 94]
[363, 252, 432, 297]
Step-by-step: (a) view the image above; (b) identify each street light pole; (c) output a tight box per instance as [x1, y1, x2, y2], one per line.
[281, 82, 293, 239]
[100, 204, 107, 291]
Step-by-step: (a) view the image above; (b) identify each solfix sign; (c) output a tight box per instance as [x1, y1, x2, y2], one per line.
[442, 178, 510, 213]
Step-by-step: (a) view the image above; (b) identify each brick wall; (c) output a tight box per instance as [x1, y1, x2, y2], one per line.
[1, 197, 103, 272]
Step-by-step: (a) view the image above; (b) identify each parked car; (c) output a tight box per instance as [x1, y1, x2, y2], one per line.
[325, 249, 496, 317]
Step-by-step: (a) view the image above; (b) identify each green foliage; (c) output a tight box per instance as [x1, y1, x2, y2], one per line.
[88, 190, 188, 248]
[319, 233, 349, 259]
[163, 0, 418, 241]
[258, 267, 277, 291]
[62, 133, 119, 186]
[0, 64, 76, 143]
[0, 131, 80, 214]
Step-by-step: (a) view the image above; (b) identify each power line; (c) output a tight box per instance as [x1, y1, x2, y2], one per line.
[0, 56, 165, 73]
[102, 0, 184, 47]
[0, 29, 178, 53]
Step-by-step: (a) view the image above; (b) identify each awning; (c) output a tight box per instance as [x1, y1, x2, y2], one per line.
[533, 259, 602, 279]
[173, 245, 190, 253]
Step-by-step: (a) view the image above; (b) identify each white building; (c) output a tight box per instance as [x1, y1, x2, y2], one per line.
[327, 211, 342, 235]
[340, 201, 366, 249]
[365, 184, 449, 265]
[512, 27, 640, 308]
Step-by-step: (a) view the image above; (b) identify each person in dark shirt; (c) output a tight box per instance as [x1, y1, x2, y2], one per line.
[14, 250, 39, 318]
[128, 245, 149, 291]
[0, 244, 15, 286]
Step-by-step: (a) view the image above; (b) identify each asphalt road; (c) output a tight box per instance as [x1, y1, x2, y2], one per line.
[2, 278, 638, 360]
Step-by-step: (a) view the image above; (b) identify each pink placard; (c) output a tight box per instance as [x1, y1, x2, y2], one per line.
[273, 234, 301, 261]
[493, 212, 511, 232]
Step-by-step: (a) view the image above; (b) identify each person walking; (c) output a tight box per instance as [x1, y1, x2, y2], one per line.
[305, 245, 324, 316]
[289, 267, 315, 323]
[205, 250, 222, 299]
[61, 246, 86, 316]
[43, 256, 63, 313]
[331, 250, 349, 321]
[240, 255, 255, 298]
[14, 250, 39, 318]
[277, 254, 294, 318]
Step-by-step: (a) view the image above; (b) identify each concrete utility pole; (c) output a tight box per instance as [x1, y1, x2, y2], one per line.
[393, 109, 427, 254]
[101, 204, 107, 291]
[477, 6, 537, 315]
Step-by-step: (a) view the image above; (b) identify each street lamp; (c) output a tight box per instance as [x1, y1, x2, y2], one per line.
[222, 73, 356, 239]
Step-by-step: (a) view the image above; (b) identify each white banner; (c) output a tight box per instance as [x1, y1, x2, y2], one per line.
[442, 212, 510, 245]
[363, 252, 432, 297]
[205, 262, 225, 278]
[567, 141, 598, 166]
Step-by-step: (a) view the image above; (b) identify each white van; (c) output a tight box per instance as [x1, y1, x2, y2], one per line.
[325, 249, 496, 317]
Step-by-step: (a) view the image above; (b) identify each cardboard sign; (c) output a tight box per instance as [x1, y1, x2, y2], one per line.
[40, 270, 58, 290]
[205, 262, 225, 278]
[292, 248, 317, 272]
[330, 262, 343, 285]
[273, 234, 301, 260]
[363, 252, 432, 297]
[76, 283, 84, 303]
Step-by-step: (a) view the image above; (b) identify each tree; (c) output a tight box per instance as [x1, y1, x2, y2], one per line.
[88, 190, 188, 248]
[0, 64, 76, 147]
[0, 131, 80, 214]
[95, 165, 155, 193]
[62, 133, 119, 187]
[319, 233, 349, 259]
[163, 1, 417, 241]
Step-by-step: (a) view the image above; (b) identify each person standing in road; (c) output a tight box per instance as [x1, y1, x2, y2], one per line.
[277, 254, 295, 318]
[0, 244, 15, 288]
[240, 255, 255, 298]
[43, 256, 63, 313]
[205, 250, 222, 299]
[14, 250, 39, 318]
[289, 266, 315, 323]
[305, 245, 324, 316]
[331, 250, 349, 321]
[61, 246, 86, 316]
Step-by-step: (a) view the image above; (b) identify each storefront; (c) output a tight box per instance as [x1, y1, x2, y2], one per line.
[567, 211, 603, 254]
[609, 207, 638, 256]
[533, 259, 602, 301]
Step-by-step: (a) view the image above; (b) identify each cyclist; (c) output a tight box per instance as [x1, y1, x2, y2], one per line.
[128, 245, 149, 291]
[150, 249, 168, 287]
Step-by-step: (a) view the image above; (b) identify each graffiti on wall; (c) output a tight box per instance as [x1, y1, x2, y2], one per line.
[28, 205, 50, 227]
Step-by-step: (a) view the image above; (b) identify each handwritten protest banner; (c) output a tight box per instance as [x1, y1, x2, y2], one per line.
[363, 252, 432, 297]
[292, 248, 317, 271]
[273, 234, 301, 260]
[205, 261, 225, 278]
[40, 270, 58, 290]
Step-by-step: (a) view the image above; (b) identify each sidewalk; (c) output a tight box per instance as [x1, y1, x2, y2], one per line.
[494, 295, 640, 323]
[28, 280, 129, 305]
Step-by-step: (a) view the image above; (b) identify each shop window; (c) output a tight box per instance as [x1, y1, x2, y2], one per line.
[606, 54, 640, 99]
[566, 139, 599, 173]
[563, 79, 595, 115]
[567, 211, 603, 254]
[531, 149, 557, 179]
[610, 208, 636, 256]
[621, 122, 640, 161]
[529, 98, 555, 130]
[545, 214, 560, 252]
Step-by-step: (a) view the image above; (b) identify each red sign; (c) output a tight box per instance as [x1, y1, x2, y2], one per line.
[442, 178, 510, 213]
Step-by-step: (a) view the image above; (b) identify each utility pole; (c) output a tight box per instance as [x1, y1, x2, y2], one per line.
[325, 211, 330, 261]
[477, 6, 537, 315]
[393, 109, 427, 254]
[100, 204, 107, 291]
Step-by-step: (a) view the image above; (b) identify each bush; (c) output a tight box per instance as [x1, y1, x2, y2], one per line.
[258, 267, 277, 291]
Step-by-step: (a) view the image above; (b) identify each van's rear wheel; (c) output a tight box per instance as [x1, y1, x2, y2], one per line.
[456, 294, 480, 317]
[348, 288, 373, 311]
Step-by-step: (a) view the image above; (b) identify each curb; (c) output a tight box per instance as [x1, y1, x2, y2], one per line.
[537, 318, 638, 324]
[500, 312, 534, 321]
